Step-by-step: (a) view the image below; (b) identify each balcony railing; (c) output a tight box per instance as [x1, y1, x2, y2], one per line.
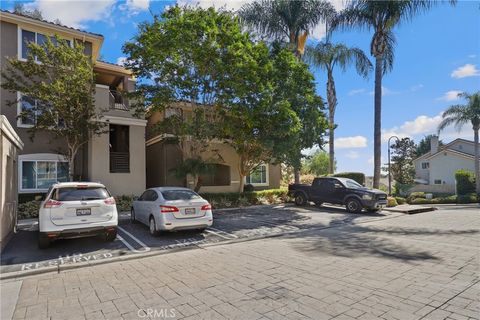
[109, 90, 128, 111]
[110, 152, 130, 173]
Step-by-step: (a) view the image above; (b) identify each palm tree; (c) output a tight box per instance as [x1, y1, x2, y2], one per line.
[336, 0, 455, 188]
[239, 0, 336, 57]
[438, 92, 480, 195]
[306, 42, 372, 174]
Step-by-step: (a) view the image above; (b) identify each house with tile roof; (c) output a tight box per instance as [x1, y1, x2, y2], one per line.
[412, 136, 479, 194]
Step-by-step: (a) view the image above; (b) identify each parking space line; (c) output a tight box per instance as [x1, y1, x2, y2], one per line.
[117, 226, 150, 253]
[205, 227, 238, 239]
[241, 218, 299, 231]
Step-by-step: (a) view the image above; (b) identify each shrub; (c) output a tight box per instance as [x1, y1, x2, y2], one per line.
[407, 192, 425, 203]
[457, 194, 478, 204]
[332, 172, 365, 185]
[200, 189, 290, 209]
[410, 198, 431, 205]
[17, 201, 41, 219]
[395, 197, 406, 205]
[115, 195, 134, 212]
[455, 170, 476, 195]
[243, 184, 254, 192]
[386, 197, 398, 207]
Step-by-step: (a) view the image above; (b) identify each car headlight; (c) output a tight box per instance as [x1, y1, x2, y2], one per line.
[362, 194, 373, 200]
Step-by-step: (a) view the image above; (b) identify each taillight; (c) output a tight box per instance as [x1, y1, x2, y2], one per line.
[44, 199, 62, 208]
[201, 204, 212, 211]
[160, 205, 179, 213]
[104, 197, 116, 205]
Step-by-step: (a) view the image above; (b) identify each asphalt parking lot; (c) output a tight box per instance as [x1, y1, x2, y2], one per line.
[1, 204, 401, 275]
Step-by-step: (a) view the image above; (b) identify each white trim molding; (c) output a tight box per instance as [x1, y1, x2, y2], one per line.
[18, 153, 68, 193]
[1, 115, 24, 149]
[245, 164, 270, 187]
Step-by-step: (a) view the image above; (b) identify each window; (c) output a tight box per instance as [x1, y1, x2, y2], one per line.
[20, 160, 69, 192]
[18, 93, 63, 128]
[165, 108, 183, 118]
[199, 164, 230, 186]
[246, 164, 268, 186]
[52, 187, 110, 201]
[421, 162, 429, 169]
[109, 124, 130, 173]
[20, 29, 72, 60]
[434, 179, 442, 185]
[162, 190, 201, 201]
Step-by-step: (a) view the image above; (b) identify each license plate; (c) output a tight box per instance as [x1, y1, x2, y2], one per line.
[76, 208, 91, 216]
[185, 208, 196, 215]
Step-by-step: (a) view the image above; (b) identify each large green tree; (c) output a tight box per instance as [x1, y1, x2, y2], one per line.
[306, 42, 371, 174]
[438, 92, 480, 195]
[416, 135, 443, 156]
[389, 137, 417, 185]
[336, 0, 456, 188]
[303, 150, 332, 176]
[1, 37, 103, 180]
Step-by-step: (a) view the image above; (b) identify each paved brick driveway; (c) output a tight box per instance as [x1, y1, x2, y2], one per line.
[2, 205, 479, 320]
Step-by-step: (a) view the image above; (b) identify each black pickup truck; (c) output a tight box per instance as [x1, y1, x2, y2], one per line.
[288, 177, 388, 213]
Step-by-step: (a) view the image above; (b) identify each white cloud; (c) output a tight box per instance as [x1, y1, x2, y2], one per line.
[348, 88, 365, 96]
[437, 90, 462, 101]
[116, 56, 127, 66]
[382, 112, 472, 143]
[126, 0, 150, 11]
[410, 84, 424, 92]
[345, 151, 360, 159]
[26, 0, 115, 29]
[468, 54, 477, 58]
[451, 64, 480, 78]
[335, 136, 368, 149]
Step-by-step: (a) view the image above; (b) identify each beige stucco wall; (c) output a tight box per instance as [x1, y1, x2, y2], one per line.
[449, 140, 475, 155]
[428, 152, 476, 186]
[88, 123, 146, 196]
[1, 117, 23, 249]
[414, 158, 430, 182]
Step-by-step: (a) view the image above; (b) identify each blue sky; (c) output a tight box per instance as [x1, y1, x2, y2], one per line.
[2, 0, 479, 175]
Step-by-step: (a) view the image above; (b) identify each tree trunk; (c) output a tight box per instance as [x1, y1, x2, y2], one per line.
[373, 57, 383, 189]
[68, 146, 77, 182]
[238, 173, 245, 193]
[294, 169, 300, 184]
[474, 126, 480, 196]
[194, 176, 202, 193]
[327, 69, 337, 174]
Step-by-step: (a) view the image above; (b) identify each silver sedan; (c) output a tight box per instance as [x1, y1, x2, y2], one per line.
[131, 187, 213, 235]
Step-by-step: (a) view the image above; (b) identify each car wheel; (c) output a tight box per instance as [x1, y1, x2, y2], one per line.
[149, 216, 158, 236]
[294, 193, 307, 206]
[346, 198, 362, 213]
[105, 229, 117, 242]
[38, 234, 50, 249]
[130, 208, 136, 223]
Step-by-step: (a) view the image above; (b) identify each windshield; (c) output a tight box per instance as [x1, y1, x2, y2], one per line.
[162, 190, 201, 201]
[344, 179, 364, 189]
[53, 187, 110, 201]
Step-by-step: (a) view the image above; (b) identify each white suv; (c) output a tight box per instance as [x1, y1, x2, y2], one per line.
[38, 182, 118, 248]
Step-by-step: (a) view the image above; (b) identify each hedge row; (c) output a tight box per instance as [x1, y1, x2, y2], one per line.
[406, 192, 478, 205]
[455, 170, 476, 195]
[200, 189, 291, 209]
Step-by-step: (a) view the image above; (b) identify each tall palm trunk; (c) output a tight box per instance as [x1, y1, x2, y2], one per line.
[373, 56, 383, 189]
[474, 125, 480, 195]
[326, 69, 337, 174]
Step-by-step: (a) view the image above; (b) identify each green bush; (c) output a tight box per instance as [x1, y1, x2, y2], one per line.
[457, 194, 478, 204]
[200, 189, 290, 209]
[332, 172, 366, 185]
[407, 192, 425, 203]
[17, 201, 41, 219]
[455, 170, 476, 195]
[115, 195, 134, 212]
[395, 197, 406, 205]
[409, 194, 477, 205]
[387, 197, 398, 207]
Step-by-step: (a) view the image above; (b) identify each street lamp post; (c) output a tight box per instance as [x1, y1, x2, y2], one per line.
[387, 136, 400, 196]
